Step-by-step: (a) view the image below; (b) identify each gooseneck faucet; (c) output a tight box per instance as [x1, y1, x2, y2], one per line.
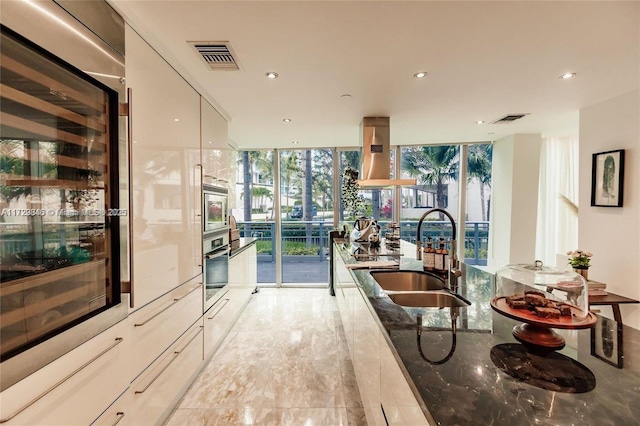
[415, 208, 462, 291]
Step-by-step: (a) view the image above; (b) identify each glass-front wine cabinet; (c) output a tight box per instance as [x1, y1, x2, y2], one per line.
[0, 25, 122, 361]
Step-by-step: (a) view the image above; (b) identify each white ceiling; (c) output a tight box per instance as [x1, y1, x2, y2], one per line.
[109, 1, 639, 150]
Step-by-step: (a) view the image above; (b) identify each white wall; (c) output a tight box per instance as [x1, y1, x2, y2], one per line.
[579, 90, 640, 329]
[488, 134, 542, 270]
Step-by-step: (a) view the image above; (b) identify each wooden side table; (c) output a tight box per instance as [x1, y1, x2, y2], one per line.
[589, 292, 639, 325]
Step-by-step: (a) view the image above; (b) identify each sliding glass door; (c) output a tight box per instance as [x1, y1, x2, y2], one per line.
[279, 149, 333, 286]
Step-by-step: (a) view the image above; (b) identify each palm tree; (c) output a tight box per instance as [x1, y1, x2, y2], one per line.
[238, 150, 274, 222]
[312, 149, 333, 215]
[467, 144, 492, 221]
[402, 145, 459, 214]
[241, 151, 252, 222]
[281, 152, 301, 218]
[240, 186, 272, 214]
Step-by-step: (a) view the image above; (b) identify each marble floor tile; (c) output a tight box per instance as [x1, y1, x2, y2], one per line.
[166, 407, 260, 425]
[339, 359, 363, 408]
[261, 357, 345, 408]
[166, 288, 363, 425]
[254, 407, 351, 426]
[179, 361, 271, 409]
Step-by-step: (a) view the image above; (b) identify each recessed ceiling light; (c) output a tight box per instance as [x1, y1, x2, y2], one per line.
[283, 118, 292, 123]
[265, 72, 278, 79]
[208, 141, 213, 144]
[291, 141, 299, 145]
[173, 118, 180, 122]
[560, 72, 576, 79]
[414, 71, 428, 79]
[476, 120, 484, 125]
[487, 132, 495, 135]
[341, 94, 352, 98]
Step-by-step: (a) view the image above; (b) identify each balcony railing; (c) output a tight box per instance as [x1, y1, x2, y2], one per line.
[237, 220, 489, 266]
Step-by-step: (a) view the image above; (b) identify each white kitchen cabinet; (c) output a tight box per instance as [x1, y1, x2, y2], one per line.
[90, 390, 132, 426]
[126, 24, 202, 310]
[380, 346, 429, 426]
[128, 275, 202, 381]
[203, 290, 232, 358]
[200, 97, 236, 207]
[333, 245, 428, 426]
[201, 97, 232, 184]
[203, 244, 255, 359]
[130, 318, 204, 426]
[227, 244, 255, 314]
[131, 244, 179, 312]
[352, 281, 383, 425]
[0, 319, 130, 426]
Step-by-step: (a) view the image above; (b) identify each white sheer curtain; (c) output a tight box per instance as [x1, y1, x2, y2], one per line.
[536, 136, 579, 267]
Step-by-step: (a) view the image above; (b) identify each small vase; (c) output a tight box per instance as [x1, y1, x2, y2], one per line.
[573, 267, 589, 281]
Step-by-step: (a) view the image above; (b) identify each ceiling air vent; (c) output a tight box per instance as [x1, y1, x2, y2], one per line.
[189, 41, 241, 71]
[491, 113, 530, 124]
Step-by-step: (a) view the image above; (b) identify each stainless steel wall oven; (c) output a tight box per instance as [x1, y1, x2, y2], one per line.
[203, 185, 229, 311]
[0, 1, 127, 390]
[203, 231, 229, 312]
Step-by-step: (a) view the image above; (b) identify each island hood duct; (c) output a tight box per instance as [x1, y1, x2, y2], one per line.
[357, 117, 416, 188]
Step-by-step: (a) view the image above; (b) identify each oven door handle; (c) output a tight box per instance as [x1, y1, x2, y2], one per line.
[205, 247, 230, 259]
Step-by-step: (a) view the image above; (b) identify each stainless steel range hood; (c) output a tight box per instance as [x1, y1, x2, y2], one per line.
[357, 117, 416, 188]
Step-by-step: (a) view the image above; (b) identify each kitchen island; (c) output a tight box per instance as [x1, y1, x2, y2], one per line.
[333, 241, 640, 426]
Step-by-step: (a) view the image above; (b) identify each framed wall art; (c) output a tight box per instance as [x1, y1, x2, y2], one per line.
[591, 149, 625, 207]
[591, 315, 623, 368]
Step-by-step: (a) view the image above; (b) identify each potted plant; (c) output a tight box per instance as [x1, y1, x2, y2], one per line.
[567, 249, 593, 280]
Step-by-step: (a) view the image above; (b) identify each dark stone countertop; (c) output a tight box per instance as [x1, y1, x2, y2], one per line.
[335, 242, 640, 426]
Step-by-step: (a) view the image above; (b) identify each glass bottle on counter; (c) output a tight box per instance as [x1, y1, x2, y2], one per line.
[434, 238, 445, 272]
[423, 237, 435, 271]
[442, 239, 450, 272]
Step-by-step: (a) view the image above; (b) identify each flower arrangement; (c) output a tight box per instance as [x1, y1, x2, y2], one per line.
[567, 250, 593, 269]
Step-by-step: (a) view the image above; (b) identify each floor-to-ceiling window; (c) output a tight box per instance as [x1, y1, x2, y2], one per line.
[465, 143, 492, 265]
[231, 150, 276, 285]
[400, 145, 460, 249]
[234, 142, 491, 286]
[279, 149, 333, 286]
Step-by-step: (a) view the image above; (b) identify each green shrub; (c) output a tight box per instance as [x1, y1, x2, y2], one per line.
[283, 241, 319, 255]
[256, 241, 272, 254]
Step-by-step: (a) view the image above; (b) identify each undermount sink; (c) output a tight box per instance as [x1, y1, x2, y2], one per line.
[370, 270, 445, 292]
[387, 290, 471, 308]
[370, 270, 470, 308]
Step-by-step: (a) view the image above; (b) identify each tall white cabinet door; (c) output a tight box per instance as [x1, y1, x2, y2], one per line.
[200, 97, 235, 206]
[126, 25, 202, 309]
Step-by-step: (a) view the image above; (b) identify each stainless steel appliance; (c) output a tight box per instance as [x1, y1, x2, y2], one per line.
[203, 231, 229, 312]
[203, 185, 230, 311]
[358, 117, 416, 187]
[203, 184, 229, 237]
[0, 1, 127, 390]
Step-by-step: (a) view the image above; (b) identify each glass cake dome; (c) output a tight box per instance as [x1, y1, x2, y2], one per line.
[493, 261, 595, 352]
[495, 260, 589, 322]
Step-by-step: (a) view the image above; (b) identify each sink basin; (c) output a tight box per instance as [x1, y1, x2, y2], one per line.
[387, 290, 471, 308]
[371, 270, 445, 292]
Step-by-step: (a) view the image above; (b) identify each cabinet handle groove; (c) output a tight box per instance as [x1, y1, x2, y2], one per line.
[134, 326, 203, 394]
[111, 412, 125, 426]
[207, 298, 229, 320]
[174, 325, 204, 354]
[125, 87, 135, 308]
[381, 404, 389, 426]
[134, 284, 201, 327]
[0, 338, 124, 423]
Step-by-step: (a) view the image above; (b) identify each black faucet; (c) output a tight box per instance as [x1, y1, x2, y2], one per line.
[415, 208, 461, 292]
